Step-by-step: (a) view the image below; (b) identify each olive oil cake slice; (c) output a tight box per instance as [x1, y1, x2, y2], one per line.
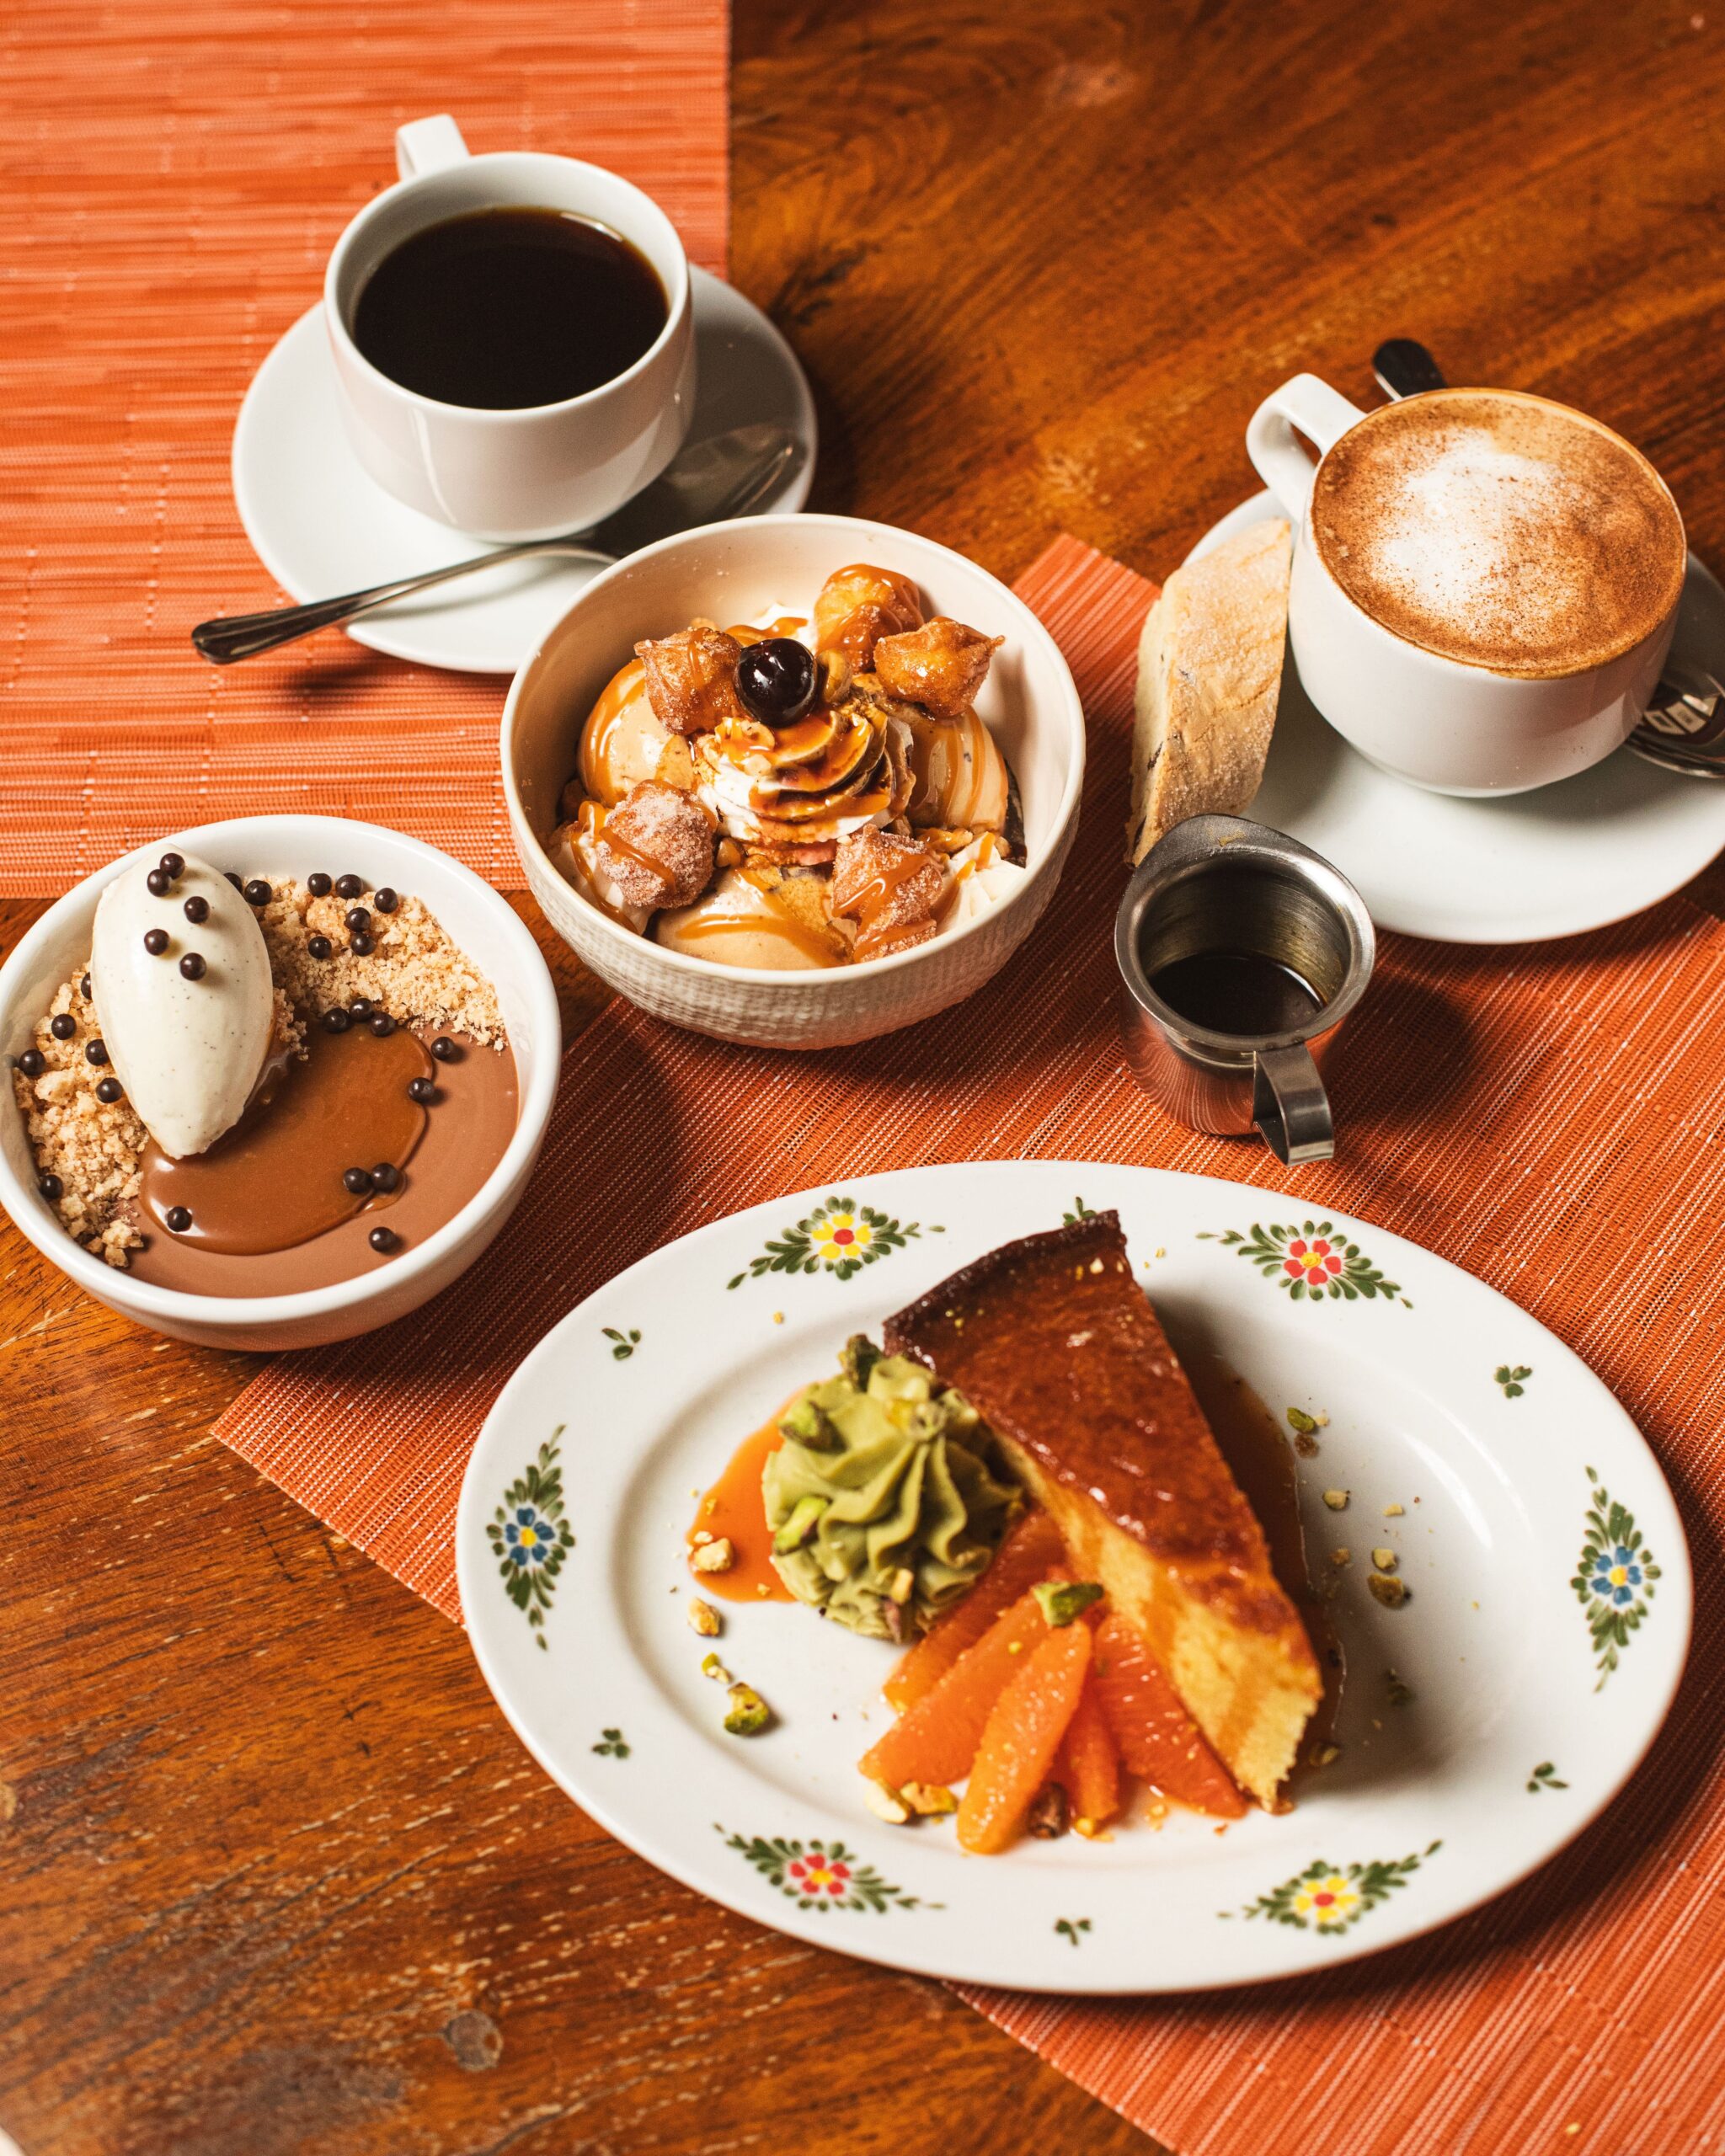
[884, 1210, 1321, 1808]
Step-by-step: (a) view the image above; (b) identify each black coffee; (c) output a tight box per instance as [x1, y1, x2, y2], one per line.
[352, 207, 668, 409]
[1151, 950, 1322, 1036]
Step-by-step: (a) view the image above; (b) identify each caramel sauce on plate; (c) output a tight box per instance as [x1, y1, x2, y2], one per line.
[672, 905, 840, 967]
[686, 1405, 795, 1603]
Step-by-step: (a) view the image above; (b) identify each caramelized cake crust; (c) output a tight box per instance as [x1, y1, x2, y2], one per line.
[884, 1211, 1321, 1806]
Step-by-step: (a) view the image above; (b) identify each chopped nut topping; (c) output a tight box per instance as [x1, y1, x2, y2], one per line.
[1072, 1817, 1114, 1841]
[724, 1681, 772, 1736]
[686, 1597, 722, 1637]
[900, 1780, 957, 1817]
[690, 1529, 713, 1545]
[1368, 1572, 1410, 1609]
[862, 1780, 912, 1825]
[887, 1566, 915, 1605]
[1027, 1782, 1070, 1839]
[1372, 1548, 1398, 1572]
[1383, 1502, 1406, 1516]
[1329, 1547, 1352, 1567]
[1385, 1668, 1415, 1705]
[1322, 1488, 1350, 1511]
[700, 1652, 732, 1684]
[691, 1536, 735, 1574]
[1309, 1742, 1343, 1769]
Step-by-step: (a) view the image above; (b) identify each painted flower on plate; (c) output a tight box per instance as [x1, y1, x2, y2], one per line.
[503, 1505, 557, 1566]
[787, 1853, 852, 1898]
[1284, 1236, 1344, 1288]
[1589, 1545, 1644, 1608]
[812, 1211, 872, 1265]
[1290, 1872, 1361, 1927]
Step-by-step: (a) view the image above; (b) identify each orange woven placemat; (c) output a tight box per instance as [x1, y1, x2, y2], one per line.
[0, 0, 728, 897]
[215, 536, 1725, 2156]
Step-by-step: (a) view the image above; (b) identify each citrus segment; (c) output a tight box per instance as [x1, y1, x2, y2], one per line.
[1092, 1614, 1247, 1818]
[955, 1620, 1092, 1854]
[1053, 1672, 1121, 1825]
[884, 1509, 1065, 1712]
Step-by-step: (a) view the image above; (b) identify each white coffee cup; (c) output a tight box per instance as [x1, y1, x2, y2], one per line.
[1246, 374, 1684, 796]
[323, 115, 696, 542]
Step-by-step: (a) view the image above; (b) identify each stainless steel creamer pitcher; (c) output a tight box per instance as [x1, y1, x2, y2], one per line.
[1114, 814, 1375, 1164]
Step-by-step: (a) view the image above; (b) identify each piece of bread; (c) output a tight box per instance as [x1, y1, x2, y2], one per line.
[884, 1211, 1321, 1809]
[1126, 519, 1292, 865]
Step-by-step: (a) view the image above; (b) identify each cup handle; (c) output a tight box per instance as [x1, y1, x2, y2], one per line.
[1252, 1043, 1335, 1165]
[1245, 373, 1368, 531]
[396, 115, 470, 180]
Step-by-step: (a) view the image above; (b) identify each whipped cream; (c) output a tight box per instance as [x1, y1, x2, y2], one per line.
[937, 833, 1025, 934]
[90, 851, 275, 1158]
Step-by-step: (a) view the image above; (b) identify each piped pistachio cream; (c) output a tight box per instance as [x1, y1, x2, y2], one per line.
[763, 1335, 1022, 1641]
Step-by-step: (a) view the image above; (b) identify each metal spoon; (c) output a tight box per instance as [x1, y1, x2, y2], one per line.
[192, 423, 798, 664]
[1369, 340, 1722, 779]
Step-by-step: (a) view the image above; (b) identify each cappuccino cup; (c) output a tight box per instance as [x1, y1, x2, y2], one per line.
[1247, 376, 1685, 795]
[324, 116, 696, 542]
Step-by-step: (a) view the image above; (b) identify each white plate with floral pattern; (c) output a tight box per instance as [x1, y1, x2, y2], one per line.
[455, 1161, 1690, 1995]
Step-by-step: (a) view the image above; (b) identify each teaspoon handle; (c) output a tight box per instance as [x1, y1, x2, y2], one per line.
[190, 536, 612, 664]
[1371, 338, 1449, 401]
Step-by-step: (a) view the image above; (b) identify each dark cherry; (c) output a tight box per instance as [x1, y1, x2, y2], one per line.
[38, 1173, 62, 1201]
[50, 1013, 76, 1039]
[735, 637, 820, 727]
[95, 1077, 123, 1104]
[368, 1226, 399, 1254]
[369, 1162, 401, 1193]
[158, 852, 184, 880]
[143, 928, 169, 956]
[146, 868, 172, 898]
[343, 1166, 374, 1195]
[430, 1035, 458, 1063]
[407, 1076, 435, 1104]
[18, 1049, 45, 1077]
[323, 1006, 350, 1034]
[307, 872, 333, 897]
[334, 873, 365, 900]
[183, 894, 210, 924]
[370, 1012, 396, 1038]
[373, 887, 399, 914]
[179, 953, 206, 981]
[85, 1040, 109, 1066]
[307, 934, 332, 961]
[165, 1206, 193, 1234]
[350, 932, 375, 957]
[243, 878, 271, 907]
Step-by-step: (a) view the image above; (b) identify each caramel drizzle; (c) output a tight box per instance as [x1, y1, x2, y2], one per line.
[579, 659, 650, 801]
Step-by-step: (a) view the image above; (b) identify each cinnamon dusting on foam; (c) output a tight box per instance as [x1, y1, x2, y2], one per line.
[1311, 388, 1685, 677]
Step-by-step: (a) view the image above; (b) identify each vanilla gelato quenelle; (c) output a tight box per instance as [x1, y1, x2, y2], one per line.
[90, 851, 275, 1158]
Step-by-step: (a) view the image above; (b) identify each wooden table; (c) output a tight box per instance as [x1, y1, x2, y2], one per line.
[5, 3, 1724, 2149]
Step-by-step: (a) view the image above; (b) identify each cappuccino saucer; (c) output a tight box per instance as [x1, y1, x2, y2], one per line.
[231, 269, 816, 675]
[1190, 494, 1725, 943]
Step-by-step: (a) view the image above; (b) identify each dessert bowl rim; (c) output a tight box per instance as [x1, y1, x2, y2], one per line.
[499, 510, 1087, 984]
[0, 812, 562, 1329]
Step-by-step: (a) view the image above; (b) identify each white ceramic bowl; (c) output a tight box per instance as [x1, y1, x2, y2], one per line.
[0, 816, 562, 1352]
[501, 513, 1087, 1049]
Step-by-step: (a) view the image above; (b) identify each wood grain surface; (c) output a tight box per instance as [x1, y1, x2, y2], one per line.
[5, 2, 1725, 2151]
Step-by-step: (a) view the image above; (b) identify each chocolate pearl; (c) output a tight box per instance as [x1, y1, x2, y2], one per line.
[430, 1035, 458, 1063]
[165, 1205, 193, 1234]
[159, 851, 184, 880]
[373, 887, 399, 914]
[350, 932, 375, 958]
[407, 1075, 435, 1104]
[348, 997, 373, 1020]
[370, 1162, 401, 1193]
[343, 1166, 374, 1196]
[307, 934, 332, 962]
[224, 871, 243, 891]
[179, 953, 206, 981]
[50, 1012, 76, 1039]
[146, 868, 172, 898]
[95, 1077, 123, 1104]
[80, 974, 91, 1000]
[334, 873, 365, 900]
[323, 1006, 350, 1034]
[243, 878, 271, 907]
[37, 1172, 62, 1202]
[85, 1039, 108, 1066]
[183, 894, 210, 924]
[370, 1011, 396, 1038]
[143, 928, 169, 956]
[344, 905, 370, 934]
[18, 1049, 45, 1077]
[368, 1226, 399, 1254]
[307, 872, 333, 898]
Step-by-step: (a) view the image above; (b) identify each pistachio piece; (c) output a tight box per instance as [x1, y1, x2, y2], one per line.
[1367, 1572, 1409, 1609]
[1322, 1489, 1350, 1511]
[1309, 1741, 1343, 1769]
[1382, 1502, 1406, 1517]
[686, 1596, 722, 1637]
[1371, 1548, 1398, 1572]
[900, 1780, 957, 1817]
[1033, 1580, 1104, 1627]
[862, 1780, 911, 1824]
[778, 1395, 841, 1451]
[1027, 1782, 1070, 1838]
[700, 1651, 732, 1684]
[772, 1494, 829, 1555]
[887, 1566, 916, 1605]
[724, 1681, 772, 1735]
[838, 1332, 881, 1390]
[691, 1536, 735, 1574]
[1329, 1547, 1352, 1567]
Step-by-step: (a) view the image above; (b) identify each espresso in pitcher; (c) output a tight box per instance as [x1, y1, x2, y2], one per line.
[352, 206, 668, 409]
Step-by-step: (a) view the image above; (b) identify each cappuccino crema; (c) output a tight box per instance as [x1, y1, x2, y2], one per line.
[1310, 388, 1685, 679]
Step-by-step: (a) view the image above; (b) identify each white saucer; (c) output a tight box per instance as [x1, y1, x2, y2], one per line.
[1189, 494, 1725, 942]
[232, 269, 817, 675]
